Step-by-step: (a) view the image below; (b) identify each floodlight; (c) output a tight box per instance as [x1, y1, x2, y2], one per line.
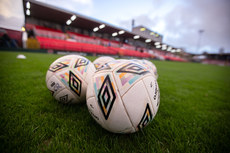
[71, 15, 76, 21]
[150, 32, 155, 35]
[21, 27, 25, 32]
[112, 32, 118, 37]
[156, 45, 161, 48]
[99, 24, 105, 29]
[167, 46, 172, 51]
[66, 20, 71, 25]
[26, 2, 30, 9]
[154, 42, 160, 46]
[145, 39, 151, 43]
[162, 45, 167, 50]
[26, 9, 30, 16]
[133, 35, 140, 39]
[93, 27, 99, 32]
[118, 30, 125, 35]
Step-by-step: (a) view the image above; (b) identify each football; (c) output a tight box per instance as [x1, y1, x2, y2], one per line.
[93, 56, 115, 70]
[132, 59, 158, 79]
[86, 60, 160, 133]
[46, 55, 95, 104]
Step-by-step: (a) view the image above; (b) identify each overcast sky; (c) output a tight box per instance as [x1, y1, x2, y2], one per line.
[0, 0, 229, 54]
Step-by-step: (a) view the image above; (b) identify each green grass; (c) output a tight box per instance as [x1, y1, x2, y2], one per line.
[0, 51, 229, 153]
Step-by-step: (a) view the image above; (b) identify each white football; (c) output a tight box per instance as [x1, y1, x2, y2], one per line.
[46, 55, 95, 104]
[86, 60, 160, 133]
[93, 56, 115, 70]
[132, 59, 158, 79]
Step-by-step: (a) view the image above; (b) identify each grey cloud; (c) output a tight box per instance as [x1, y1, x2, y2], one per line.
[36, 0, 93, 15]
[0, 15, 24, 31]
[119, 0, 230, 53]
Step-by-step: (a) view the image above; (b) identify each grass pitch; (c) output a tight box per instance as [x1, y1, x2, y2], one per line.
[0, 51, 229, 153]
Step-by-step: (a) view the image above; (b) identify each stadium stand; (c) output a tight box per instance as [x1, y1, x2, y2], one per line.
[0, 28, 21, 48]
[37, 36, 115, 55]
[36, 35, 152, 57]
[21, 0, 188, 60]
[201, 53, 230, 66]
[29, 23, 153, 57]
[0, 0, 188, 62]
